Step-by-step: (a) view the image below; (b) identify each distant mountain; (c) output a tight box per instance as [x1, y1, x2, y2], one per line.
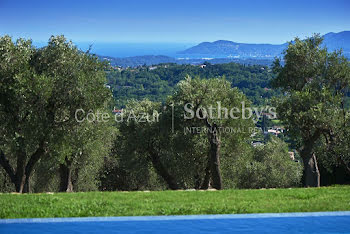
[179, 31, 350, 58]
[323, 31, 350, 53]
[179, 40, 286, 58]
[98, 31, 350, 67]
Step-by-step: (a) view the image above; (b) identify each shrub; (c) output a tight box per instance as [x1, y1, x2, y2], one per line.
[234, 137, 302, 189]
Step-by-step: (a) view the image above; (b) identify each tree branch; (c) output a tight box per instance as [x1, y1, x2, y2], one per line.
[25, 141, 46, 178]
[0, 150, 16, 184]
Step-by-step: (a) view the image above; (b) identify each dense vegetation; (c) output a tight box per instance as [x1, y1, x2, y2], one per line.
[0, 35, 113, 193]
[272, 35, 350, 187]
[106, 62, 279, 107]
[0, 34, 349, 195]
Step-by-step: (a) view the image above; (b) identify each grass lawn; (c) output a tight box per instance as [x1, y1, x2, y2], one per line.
[271, 119, 281, 125]
[1, 186, 350, 219]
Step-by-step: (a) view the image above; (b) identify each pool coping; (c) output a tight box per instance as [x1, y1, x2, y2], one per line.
[1, 211, 350, 224]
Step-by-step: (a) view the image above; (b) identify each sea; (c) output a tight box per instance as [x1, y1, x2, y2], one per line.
[34, 41, 196, 58]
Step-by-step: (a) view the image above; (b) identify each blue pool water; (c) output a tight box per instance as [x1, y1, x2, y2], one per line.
[1, 212, 349, 234]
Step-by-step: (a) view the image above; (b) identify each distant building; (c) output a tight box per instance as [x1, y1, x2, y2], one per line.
[260, 112, 274, 118]
[264, 126, 284, 136]
[288, 152, 295, 160]
[252, 141, 264, 147]
[112, 108, 123, 115]
[267, 129, 281, 136]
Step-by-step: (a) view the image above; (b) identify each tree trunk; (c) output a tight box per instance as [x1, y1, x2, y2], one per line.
[300, 134, 321, 187]
[302, 153, 320, 187]
[15, 174, 26, 193]
[194, 173, 201, 189]
[207, 123, 222, 190]
[0, 141, 45, 193]
[200, 157, 211, 189]
[22, 144, 45, 193]
[147, 149, 179, 190]
[15, 151, 27, 193]
[0, 150, 26, 193]
[59, 157, 73, 192]
[23, 176, 31, 193]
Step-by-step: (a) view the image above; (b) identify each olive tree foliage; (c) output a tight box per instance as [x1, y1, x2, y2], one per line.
[56, 120, 114, 192]
[232, 137, 302, 189]
[29, 120, 114, 193]
[272, 34, 350, 187]
[108, 99, 191, 191]
[111, 77, 253, 190]
[0, 35, 111, 193]
[108, 100, 175, 190]
[170, 76, 254, 189]
[315, 115, 350, 182]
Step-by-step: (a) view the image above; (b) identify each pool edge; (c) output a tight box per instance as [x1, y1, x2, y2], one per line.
[1, 211, 350, 224]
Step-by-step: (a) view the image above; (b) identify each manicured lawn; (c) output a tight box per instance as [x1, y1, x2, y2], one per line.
[1, 186, 350, 219]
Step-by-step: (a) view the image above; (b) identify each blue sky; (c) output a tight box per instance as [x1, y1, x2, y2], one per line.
[0, 0, 349, 44]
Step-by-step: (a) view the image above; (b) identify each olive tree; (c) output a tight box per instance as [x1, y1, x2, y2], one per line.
[272, 34, 350, 187]
[113, 77, 253, 190]
[169, 76, 254, 189]
[0, 35, 110, 192]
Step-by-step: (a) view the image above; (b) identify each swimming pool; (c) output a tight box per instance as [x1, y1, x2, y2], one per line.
[1, 211, 349, 233]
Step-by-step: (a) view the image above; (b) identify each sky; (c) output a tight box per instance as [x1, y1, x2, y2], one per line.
[0, 0, 349, 44]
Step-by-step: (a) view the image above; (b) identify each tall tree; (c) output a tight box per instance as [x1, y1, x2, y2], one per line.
[0, 35, 110, 192]
[56, 120, 114, 192]
[271, 34, 350, 187]
[114, 77, 253, 190]
[115, 100, 180, 190]
[170, 76, 253, 189]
